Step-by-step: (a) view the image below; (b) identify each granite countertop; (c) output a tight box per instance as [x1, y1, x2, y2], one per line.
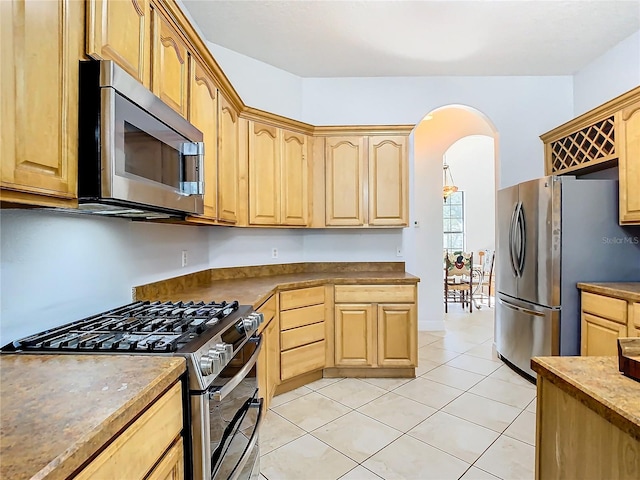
[0, 354, 186, 480]
[134, 262, 420, 307]
[577, 282, 640, 302]
[531, 356, 640, 440]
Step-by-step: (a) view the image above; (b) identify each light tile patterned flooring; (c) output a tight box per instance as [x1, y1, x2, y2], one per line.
[258, 304, 536, 480]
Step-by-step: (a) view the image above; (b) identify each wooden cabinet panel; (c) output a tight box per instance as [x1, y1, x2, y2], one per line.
[281, 131, 309, 226]
[188, 57, 217, 219]
[281, 322, 325, 351]
[152, 12, 188, 117]
[218, 94, 239, 223]
[145, 438, 184, 480]
[629, 302, 640, 337]
[582, 292, 627, 324]
[619, 100, 640, 224]
[86, 0, 151, 87]
[334, 285, 415, 304]
[581, 313, 627, 356]
[334, 304, 375, 367]
[377, 304, 416, 367]
[75, 382, 183, 479]
[325, 137, 366, 226]
[280, 286, 325, 311]
[258, 313, 280, 410]
[1, 0, 81, 203]
[281, 341, 325, 380]
[280, 304, 324, 331]
[368, 136, 408, 226]
[249, 122, 280, 225]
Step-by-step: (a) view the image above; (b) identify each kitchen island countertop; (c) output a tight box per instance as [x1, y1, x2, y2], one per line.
[577, 282, 640, 302]
[531, 356, 640, 440]
[0, 354, 186, 480]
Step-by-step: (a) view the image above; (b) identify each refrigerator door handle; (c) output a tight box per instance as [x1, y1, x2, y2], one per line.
[509, 203, 520, 277]
[498, 298, 546, 317]
[516, 202, 526, 276]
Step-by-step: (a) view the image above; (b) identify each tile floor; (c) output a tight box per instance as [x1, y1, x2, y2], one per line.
[258, 304, 537, 480]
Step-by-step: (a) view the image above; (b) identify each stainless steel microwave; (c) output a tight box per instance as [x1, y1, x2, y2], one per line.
[78, 60, 204, 218]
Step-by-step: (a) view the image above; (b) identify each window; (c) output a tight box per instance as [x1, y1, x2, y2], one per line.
[444, 191, 464, 254]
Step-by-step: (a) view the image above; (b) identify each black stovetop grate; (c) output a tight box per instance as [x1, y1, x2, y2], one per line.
[3, 300, 239, 353]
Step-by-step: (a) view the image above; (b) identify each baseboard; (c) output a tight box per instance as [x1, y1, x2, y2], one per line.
[419, 320, 445, 331]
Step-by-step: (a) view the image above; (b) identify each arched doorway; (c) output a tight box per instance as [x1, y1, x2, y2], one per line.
[405, 105, 498, 331]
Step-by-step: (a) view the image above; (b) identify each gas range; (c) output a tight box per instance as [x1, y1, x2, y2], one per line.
[2, 300, 264, 392]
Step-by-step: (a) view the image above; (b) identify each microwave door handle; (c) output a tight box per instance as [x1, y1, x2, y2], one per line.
[228, 398, 264, 480]
[210, 335, 263, 402]
[180, 141, 204, 195]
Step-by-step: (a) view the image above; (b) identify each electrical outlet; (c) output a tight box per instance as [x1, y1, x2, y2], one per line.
[396, 246, 403, 257]
[181, 250, 188, 267]
[271, 248, 278, 259]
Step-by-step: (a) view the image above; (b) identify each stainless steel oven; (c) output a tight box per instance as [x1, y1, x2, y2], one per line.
[193, 337, 264, 479]
[78, 60, 204, 218]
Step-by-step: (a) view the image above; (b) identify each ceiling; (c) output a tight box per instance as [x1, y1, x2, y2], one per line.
[181, 0, 640, 78]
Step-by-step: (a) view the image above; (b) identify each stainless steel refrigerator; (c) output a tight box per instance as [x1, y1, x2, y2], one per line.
[495, 176, 640, 379]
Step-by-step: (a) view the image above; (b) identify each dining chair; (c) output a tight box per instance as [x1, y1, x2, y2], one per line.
[474, 249, 495, 307]
[444, 251, 474, 312]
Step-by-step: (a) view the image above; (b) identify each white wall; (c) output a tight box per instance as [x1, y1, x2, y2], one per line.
[445, 135, 496, 255]
[573, 30, 640, 116]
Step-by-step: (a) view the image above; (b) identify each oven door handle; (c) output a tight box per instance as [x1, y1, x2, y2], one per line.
[210, 335, 262, 402]
[228, 398, 264, 480]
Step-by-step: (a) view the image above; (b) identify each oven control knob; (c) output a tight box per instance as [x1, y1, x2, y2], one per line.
[214, 343, 233, 363]
[199, 355, 215, 376]
[251, 312, 264, 326]
[208, 350, 224, 373]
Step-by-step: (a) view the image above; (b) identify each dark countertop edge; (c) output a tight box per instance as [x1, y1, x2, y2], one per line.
[531, 357, 640, 441]
[32, 357, 186, 480]
[577, 282, 640, 302]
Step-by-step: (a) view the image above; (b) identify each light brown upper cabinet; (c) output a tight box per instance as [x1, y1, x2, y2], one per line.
[218, 94, 240, 224]
[325, 136, 367, 226]
[86, 0, 151, 88]
[1, 0, 83, 207]
[248, 122, 309, 226]
[325, 135, 408, 227]
[619, 99, 640, 224]
[151, 9, 189, 118]
[188, 57, 218, 220]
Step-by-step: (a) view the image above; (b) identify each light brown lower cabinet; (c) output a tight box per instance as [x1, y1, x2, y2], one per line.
[74, 381, 184, 479]
[257, 296, 279, 410]
[334, 285, 417, 368]
[535, 376, 640, 479]
[580, 290, 639, 355]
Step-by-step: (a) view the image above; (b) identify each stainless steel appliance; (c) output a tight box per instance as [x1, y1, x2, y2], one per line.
[496, 176, 640, 379]
[78, 60, 204, 219]
[2, 300, 264, 479]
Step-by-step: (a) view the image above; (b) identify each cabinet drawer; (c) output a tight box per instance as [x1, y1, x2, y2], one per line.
[281, 322, 325, 351]
[280, 286, 325, 310]
[281, 340, 325, 380]
[582, 292, 627, 324]
[335, 285, 415, 303]
[75, 382, 183, 479]
[280, 304, 324, 331]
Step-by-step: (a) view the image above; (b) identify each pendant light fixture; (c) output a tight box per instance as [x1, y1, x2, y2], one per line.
[443, 163, 458, 201]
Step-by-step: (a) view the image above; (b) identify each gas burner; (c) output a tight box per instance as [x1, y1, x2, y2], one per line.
[5, 300, 241, 353]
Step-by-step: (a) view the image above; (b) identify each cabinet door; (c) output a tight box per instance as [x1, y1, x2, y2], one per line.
[249, 122, 280, 225]
[368, 136, 408, 226]
[265, 317, 280, 405]
[325, 137, 366, 226]
[188, 57, 217, 219]
[1, 0, 81, 204]
[377, 304, 417, 367]
[146, 438, 184, 480]
[218, 94, 239, 223]
[581, 313, 627, 356]
[86, 0, 151, 88]
[281, 130, 309, 226]
[334, 304, 375, 366]
[152, 11, 188, 117]
[630, 303, 640, 337]
[619, 100, 640, 224]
